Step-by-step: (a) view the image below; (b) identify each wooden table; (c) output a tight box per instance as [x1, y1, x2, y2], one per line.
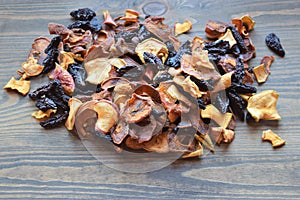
[1, 0, 299, 199]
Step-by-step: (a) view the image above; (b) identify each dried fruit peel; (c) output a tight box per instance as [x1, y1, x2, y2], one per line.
[4, 77, 30, 96]
[201, 104, 233, 128]
[247, 90, 281, 122]
[262, 129, 285, 148]
[32, 109, 57, 119]
[253, 63, 269, 83]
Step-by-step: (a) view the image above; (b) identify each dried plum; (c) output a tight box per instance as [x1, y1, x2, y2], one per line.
[42, 36, 61, 74]
[190, 76, 214, 91]
[230, 83, 257, 94]
[227, 90, 247, 121]
[197, 97, 206, 109]
[29, 79, 60, 100]
[68, 17, 102, 32]
[67, 63, 86, 87]
[70, 8, 96, 21]
[40, 113, 68, 129]
[204, 40, 230, 55]
[227, 26, 247, 52]
[35, 97, 57, 112]
[143, 52, 163, 70]
[265, 33, 285, 57]
[44, 36, 61, 54]
[165, 40, 191, 68]
[231, 57, 245, 84]
[138, 25, 156, 41]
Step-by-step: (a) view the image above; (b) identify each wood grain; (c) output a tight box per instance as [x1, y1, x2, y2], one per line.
[1, 0, 300, 199]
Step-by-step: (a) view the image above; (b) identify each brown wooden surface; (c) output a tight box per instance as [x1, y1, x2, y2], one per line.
[1, 0, 300, 199]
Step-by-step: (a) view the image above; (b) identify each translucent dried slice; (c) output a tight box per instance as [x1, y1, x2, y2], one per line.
[247, 90, 281, 122]
[173, 75, 202, 98]
[4, 77, 30, 96]
[21, 57, 44, 77]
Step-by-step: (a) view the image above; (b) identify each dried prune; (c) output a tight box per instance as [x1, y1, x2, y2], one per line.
[165, 40, 191, 68]
[265, 33, 285, 57]
[190, 76, 213, 91]
[29, 79, 60, 100]
[230, 83, 257, 94]
[44, 36, 61, 54]
[67, 63, 86, 87]
[35, 97, 57, 112]
[164, 41, 176, 57]
[42, 36, 61, 74]
[227, 26, 247, 52]
[231, 57, 245, 84]
[68, 18, 102, 32]
[227, 90, 247, 121]
[204, 40, 230, 55]
[143, 52, 163, 70]
[40, 113, 68, 129]
[70, 8, 96, 21]
[197, 97, 206, 109]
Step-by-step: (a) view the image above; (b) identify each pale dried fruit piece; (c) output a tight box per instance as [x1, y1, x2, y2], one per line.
[201, 104, 233, 128]
[32, 109, 57, 119]
[217, 29, 237, 48]
[262, 129, 285, 148]
[21, 57, 44, 78]
[108, 58, 127, 69]
[210, 127, 235, 144]
[4, 77, 30, 96]
[240, 15, 256, 31]
[174, 20, 192, 36]
[120, 9, 140, 22]
[194, 134, 214, 152]
[135, 38, 168, 63]
[253, 63, 269, 84]
[84, 58, 112, 85]
[247, 90, 281, 122]
[93, 100, 119, 133]
[65, 98, 83, 130]
[60, 51, 83, 70]
[181, 140, 203, 158]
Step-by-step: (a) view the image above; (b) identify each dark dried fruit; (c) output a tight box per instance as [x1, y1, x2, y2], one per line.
[70, 8, 96, 21]
[227, 26, 247, 53]
[35, 97, 57, 112]
[68, 17, 102, 32]
[42, 36, 61, 74]
[197, 97, 206, 109]
[227, 90, 247, 121]
[40, 113, 68, 129]
[165, 40, 191, 68]
[190, 76, 214, 91]
[265, 33, 285, 57]
[143, 52, 164, 70]
[44, 36, 61, 54]
[138, 25, 157, 41]
[67, 63, 86, 87]
[29, 79, 60, 100]
[230, 82, 257, 94]
[231, 57, 245, 84]
[204, 40, 230, 55]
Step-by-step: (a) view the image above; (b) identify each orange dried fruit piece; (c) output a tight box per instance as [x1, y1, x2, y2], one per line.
[93, 100, 119, 133]
[174, 20, 192, 36]
[32, 109, 57, 119]
[253, 63, 269, 83]
[120, 9, 140, 22]
[173, 75, 202, 98]
[212, 71, 234, 93]
[135, 37, 168, 64]
[65, 97, 83, 130]
[200, 104, 233, 128]
[247, 90, 281, 122]
[21, 57, 44, 77]
[60, 51, 83, 70]
[4, 77, 30, 96]
[84, 58, 112, 85]
[103, 10, 117, 26]
[262, 129, 285, 148]
[240, 15, 256, 31]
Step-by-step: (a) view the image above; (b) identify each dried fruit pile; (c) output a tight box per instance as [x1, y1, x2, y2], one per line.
[4, 8, 286, 158]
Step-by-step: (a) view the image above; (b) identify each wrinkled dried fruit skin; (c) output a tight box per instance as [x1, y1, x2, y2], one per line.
[42, 36, 61, 74]
[190, 76, 213, 91]
[231, 57, 245, 84]
[227, 26, 247, 53]
[67, 63, 86, 87]
[204, 40, 230, 55]
[227, 90, 247, 121]
[143, 52, 163, 70]
[70, 8, 96, 21]
[165, 40, 191, 68]
[265, 33, 285, 57]
[35, 97, 57, 112]
[230, 83, 257, 94]
[68, 18, 102, 32]
[40, 113, 68, 129]
[196, 97, 206, 109]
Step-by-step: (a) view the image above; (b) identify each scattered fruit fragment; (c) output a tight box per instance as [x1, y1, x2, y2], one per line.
[262, 129, 285, 148]
[4, 77, 30, 96]
[32, 109, 57, 119]
[253, 63, 269, 83]
[247, 90, 281, 122]
[265, 33, 285, 57]
[174, 20, 192, 36]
